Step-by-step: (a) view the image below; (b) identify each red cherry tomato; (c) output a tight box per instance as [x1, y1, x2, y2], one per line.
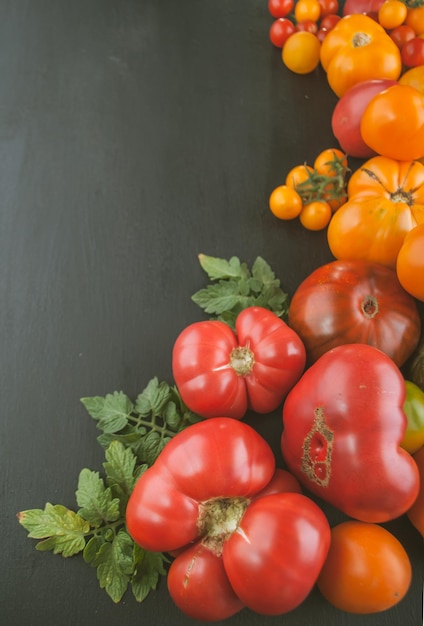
[296, 19, 319, 34]
[268, 0, 294, 18]
[402, 37, 424, 67]
[269, 18, 296, 47]
[318, 0, 339, 16]
[389, 24, 416, 49]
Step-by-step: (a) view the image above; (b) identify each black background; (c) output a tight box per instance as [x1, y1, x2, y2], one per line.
[2, 1, 423, 625]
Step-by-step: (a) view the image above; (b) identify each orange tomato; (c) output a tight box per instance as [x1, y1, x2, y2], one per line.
[285, 164, 314, 187]
[294, 0, 321, 22]
[399, 64, 424, 95]
[317, 521, 412, 614]
[378, 0, 407, 30]
[299, 200, 332, 230]
[269, 184, 303, 219]
[407, 446, 424, 538]
[361, 84, 424, 161]
[396, 223, 424, 300]
[313, 148, 347, 176]
[327, 156, 424, 268]
[282, 31, 321, 74]
[406, 6, 424, 35]
[320, 14, 402, 96]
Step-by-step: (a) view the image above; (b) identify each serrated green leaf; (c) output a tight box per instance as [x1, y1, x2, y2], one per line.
[137, 430, 167, 466]
[131, 545, 168, 603]
[93, 530, 134, 603]
[17, 503, 89, 557]
[104, 441, 137, 499]
[163, 401, 181, 430]
[135, 377, 172, 418]
[197, 254, 243, 280]
[76, 469, 120, 527]
[251, 256, 277, 284]
[83, 535, 106, 564]
[191, 282, 241, 315]
[81, 391, 133, 433]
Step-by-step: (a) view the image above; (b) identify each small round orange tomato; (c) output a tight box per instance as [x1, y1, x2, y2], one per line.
[269, 184, 303, 219]
[407, 446, 424, 538]
[360, 84, 424, 161]
[313, 148, 347, 176]
[294, 0, 321, 23]
[320, 14, 402, 96]
[396, 223, 424, 300]
[405, 6, 424, 35]
[299, 200, 332, 230]
[399, 64, 424, 95]
[378, 0, 407, 30]
[282, 31, 321, 74]
[285, 164, 314, 187]
[317, 521, 412, 614]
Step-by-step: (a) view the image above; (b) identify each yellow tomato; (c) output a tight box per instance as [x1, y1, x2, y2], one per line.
[269, 185, 303, 219]
[282, 31, 321, 74]
[399, 64, 424, 95]
[299, 200, 332, 230]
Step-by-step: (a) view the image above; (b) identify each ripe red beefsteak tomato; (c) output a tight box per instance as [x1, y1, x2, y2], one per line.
[288, 259, 421, 367]
[172, 306, 306, 419]
[281, 344, 420, 523]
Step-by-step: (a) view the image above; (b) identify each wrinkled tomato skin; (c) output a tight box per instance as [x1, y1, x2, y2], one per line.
[281, 344, 420, 522]
[168, 543, 245, 622]
[172, 306, 306, 419]
[223, 493, 331, 615]
[288, 259, 421, 367]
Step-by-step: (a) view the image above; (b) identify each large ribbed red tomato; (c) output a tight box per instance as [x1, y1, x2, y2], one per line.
[288, 259, 421, 366]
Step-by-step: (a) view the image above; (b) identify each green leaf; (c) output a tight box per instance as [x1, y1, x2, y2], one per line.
[81, 391, 133, 433]
[131, 545, 168, 603]
[103, 441, 137, 509]
[135, 377, 172, 418]
[136, 430, 167, 466]
[191, 281, 241, 314]
[76, 469, 120, 527]
[93, 530, 134, 603]
[83, 535, 106, 564]
[197, 253, 243, 280]
[251, 256, 277, 285]
[17, 503, 89, 557]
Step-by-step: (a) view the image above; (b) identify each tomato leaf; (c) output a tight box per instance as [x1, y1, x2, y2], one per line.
[81, 391, 133, 433]
[92, 530, 134, 603]
[131, 545, 168, 602]
[76, 469, 121, 527]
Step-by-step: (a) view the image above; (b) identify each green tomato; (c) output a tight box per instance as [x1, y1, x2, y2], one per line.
[401, 380, 424, 455]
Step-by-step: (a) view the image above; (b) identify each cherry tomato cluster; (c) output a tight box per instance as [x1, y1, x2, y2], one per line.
[269, 148, 348, 230]
[380, 3, 424, 66]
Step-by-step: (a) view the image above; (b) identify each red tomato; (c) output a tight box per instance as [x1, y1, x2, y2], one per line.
[389, 24, 416, 49]
[320, 13, 341, 30]
[268, 0, 294, 18]
[269, 18, 296, 47]
[281, 344, 420, 522]
[343, 0, 385, 17]
[296, 19, 319, 34]
[172, 306, 306, 419]
[288, 259, 421, 367]
[318, 0, 339, 17]
[126, 418, 331, 620]
[402, 36, 424, 67]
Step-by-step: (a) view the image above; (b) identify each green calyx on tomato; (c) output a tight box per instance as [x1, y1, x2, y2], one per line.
[401, 380, 424, 454]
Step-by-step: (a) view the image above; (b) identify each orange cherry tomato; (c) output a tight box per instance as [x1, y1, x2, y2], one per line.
[399, 64, 424, 95]
[327, 156, 424, 268]
[320, 14, 402, 96]
[285, 164, 314, 187]
[396, 223, 424, 301]
[405, 6, 424, 35]
[313, 148, 348, 176]
[407, 446, 424, 538]
[282, 31, 321, 74]
[299, 200, 332, 230]
[294, 0, 321, 23]
[378, 0, 407, 30]
[317, 521, 412, 614]
[269, 184, 303, 219]
[360, 84, 424, 161]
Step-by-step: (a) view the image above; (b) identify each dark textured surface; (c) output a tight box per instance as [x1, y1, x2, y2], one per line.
[2, 1, 423, 625]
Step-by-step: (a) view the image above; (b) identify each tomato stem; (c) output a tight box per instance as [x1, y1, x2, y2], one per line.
[198, 496, 250, 555]
[230, 345, 255, 376]
[361, 295, 379, 319]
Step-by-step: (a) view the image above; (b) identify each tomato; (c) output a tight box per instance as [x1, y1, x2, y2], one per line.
[313, 148, 347, 176]
[288, 259, 421, 366]
[331, 78, 398, 158]
[378, 0, 407, 30]
[407, 446, 424, 538]
[285, 163, 314, 187]
[294, 0, 321, 23]
[172, 306, 306, 419]
[389, 24, 416, 49]
[399, 63, 424, 94]
[396, 223, 424, 301]
[401, 380, 424, 454]
[268, 0, 294, 18]
[320, 13, 341, 30]
[317, 521, 412, 613]
[318, 0, 339, 17]
[299, 200, 332, 230]
[327, 156, 424, 268]
[269, 18, 296, 47]
[405, 6, 424, 35]
[126, 418, 331, 620]
[269, 184, 303, 218]
[282, 30, 321, 74]
[281, 343, 420, 522]
[320, 14, 402, 96]
[295, 19, 319, 34]
[343, 0, 385, 17]
[361, 84, 424, 161]
[402, 36, 424, 66]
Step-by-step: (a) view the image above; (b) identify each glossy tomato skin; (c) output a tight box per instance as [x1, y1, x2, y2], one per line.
[396, 223, 424, 301]
[127, 418, 329, 621]
[172, 306, 306, 419]
[288, 259, 421, 367]
[223, 493, 331, 615]
[343, 0, 385, 16]
[331, 79, 398, 158]
[281, 344, 420, 522]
